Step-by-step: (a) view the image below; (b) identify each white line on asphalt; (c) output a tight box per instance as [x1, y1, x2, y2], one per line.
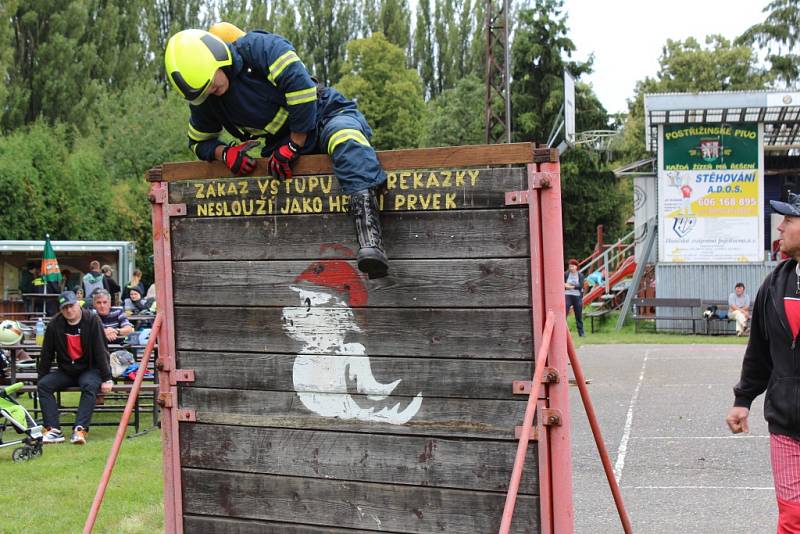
[646, 356, 740, 360]
[613, 349, 649, 484]
[631, 435, 769, 439]
[623, 485, 773, 490]
[656, 383, 727, 387]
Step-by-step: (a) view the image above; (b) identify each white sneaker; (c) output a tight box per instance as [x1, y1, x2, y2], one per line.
[42, 427, 65, 443]
[70, 426, 88, 445]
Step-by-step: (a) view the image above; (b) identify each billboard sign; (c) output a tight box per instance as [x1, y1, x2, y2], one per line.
[658, 123, 763, 262]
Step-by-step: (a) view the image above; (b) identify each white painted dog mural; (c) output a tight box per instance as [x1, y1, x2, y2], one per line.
[282, 258, 422, 424]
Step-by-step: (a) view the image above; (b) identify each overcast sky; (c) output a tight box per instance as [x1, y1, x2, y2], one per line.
[561, 0, 770, 115]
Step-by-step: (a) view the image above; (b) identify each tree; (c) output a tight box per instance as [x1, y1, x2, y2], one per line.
[419, 75, 484, 147]
[738, 0, 800, 86]
[560, 148, 628, 260]
[619, 35, 771, 161]
[296, 0, 360, 85]
[378, 0, 412, 54]
[449, 0, 472, 82]
[0, 122, 119, 241]
[335, 33, 424, 149]
[509, 0, 592, 143]
[143, 0, 208, 91]
[412, 0, 435, 97]
[432, 0, 454, 95]
[3, 0, 150, 132]
[509, 0, 626, 259]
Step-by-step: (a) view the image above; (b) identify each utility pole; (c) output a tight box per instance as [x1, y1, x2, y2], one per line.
[484, 0, 511, 144]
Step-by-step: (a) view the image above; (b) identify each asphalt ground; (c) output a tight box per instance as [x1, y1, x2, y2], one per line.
[570, 344, 775, 534]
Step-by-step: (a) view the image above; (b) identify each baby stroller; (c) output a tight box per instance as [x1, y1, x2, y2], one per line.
[0, 382, 44, 462]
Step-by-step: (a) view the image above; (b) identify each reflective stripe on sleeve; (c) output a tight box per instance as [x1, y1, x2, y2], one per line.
[188, 124, 221, 142]
[326, 128, 370, 155]
[265, 108, 289, 134]
[285, 87, 317, 106]
[267, 50, 300, 84]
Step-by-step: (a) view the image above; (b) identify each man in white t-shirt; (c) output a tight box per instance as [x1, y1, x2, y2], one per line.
[728, 282, 751, 336]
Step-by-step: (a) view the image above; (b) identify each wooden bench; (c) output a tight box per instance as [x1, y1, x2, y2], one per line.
[585, 307, 611, 333]
[632, 298, 705, 334]
[5, 340, 160, 432]
[13, 373, 159, 432]
[700, 300, 739, 335]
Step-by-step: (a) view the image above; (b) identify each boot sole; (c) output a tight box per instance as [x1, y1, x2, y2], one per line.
[358, 257, 389, 279]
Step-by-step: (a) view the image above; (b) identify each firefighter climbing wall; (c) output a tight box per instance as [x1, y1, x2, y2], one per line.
[162, 148, 541, 533]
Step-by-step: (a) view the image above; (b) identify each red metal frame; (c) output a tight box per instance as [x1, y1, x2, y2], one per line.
[150, 153, 627, 534]
[502, 161, 633, 534]
[150, 181, 183, 534]
[84, 314, 164, 533]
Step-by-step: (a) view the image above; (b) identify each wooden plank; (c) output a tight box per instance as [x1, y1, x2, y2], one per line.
[182, 468, 538, 533]
[170, 209, 529, 260]
[181, 387, 525, 439]
[184, 516, 380, 534]
[180, 424, 538, 493]
[154, 142, 553, 182]
[167, 167, 527, 216]
[175, 307, 532, 359]
[178, 352, 530, 399]
[172, 258, 530, 307]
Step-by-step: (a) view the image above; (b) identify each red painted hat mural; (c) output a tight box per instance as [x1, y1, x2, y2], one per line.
[293, 248, 368, 307]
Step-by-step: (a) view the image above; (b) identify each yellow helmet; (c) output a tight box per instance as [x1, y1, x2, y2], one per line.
[209, 22, 246, 43]
[165, 29, 232, 105]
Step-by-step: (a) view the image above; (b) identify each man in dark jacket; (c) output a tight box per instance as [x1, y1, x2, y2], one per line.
[727, 192, 800, 531]
[38, 291, 113, 445]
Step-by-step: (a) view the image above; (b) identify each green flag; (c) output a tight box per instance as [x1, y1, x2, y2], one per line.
[40, 235, 62, 284]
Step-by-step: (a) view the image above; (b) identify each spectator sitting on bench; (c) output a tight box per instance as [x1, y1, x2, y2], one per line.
[729, 282, 751, 337]
[124, 285, 155, 330]
[92, 289, 134, 344]
[73, 286, 90, 309]
[124, 285, 154, 316]
[38, 291, 113, 445]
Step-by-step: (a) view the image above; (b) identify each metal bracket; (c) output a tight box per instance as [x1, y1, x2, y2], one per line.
[168, 203, 187, 217]
[149, 183, 168, 205]
[172, 369, 195, 385]
[505, 190, 530, 205]
[529, 171, 557, 189]
[176, 409, 197, 422]
[157, 392, 173, 408]
[541, 408, 562, 426]
[512, 368, 560, 394]
[155, 357, 173, 372]
[515, 426, 540, 440]
[506, 172, 556, 205]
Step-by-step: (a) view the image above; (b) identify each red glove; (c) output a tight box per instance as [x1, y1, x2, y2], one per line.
[223, 140, 259, 176]
[268, 141, 300, 180]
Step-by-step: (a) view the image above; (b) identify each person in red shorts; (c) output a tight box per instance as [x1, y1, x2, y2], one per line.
[727, 192, 800, 532]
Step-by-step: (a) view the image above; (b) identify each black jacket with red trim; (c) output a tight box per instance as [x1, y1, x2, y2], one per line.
[38, 309, 111, 382]
[734, 258, 800, 438]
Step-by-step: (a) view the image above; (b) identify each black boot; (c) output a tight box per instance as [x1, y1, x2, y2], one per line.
[349, 188, 389, 279]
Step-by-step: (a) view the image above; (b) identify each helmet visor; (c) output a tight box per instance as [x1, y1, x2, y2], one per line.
[189, 84, 213, 106]
[170, 69, 212, 104]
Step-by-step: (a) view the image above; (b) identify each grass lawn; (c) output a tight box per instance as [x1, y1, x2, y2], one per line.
[0, 392, 163, 533]
[569, 310, 749, 347]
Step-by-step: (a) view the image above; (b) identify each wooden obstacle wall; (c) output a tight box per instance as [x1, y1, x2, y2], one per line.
[159, 145, 544, 533]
